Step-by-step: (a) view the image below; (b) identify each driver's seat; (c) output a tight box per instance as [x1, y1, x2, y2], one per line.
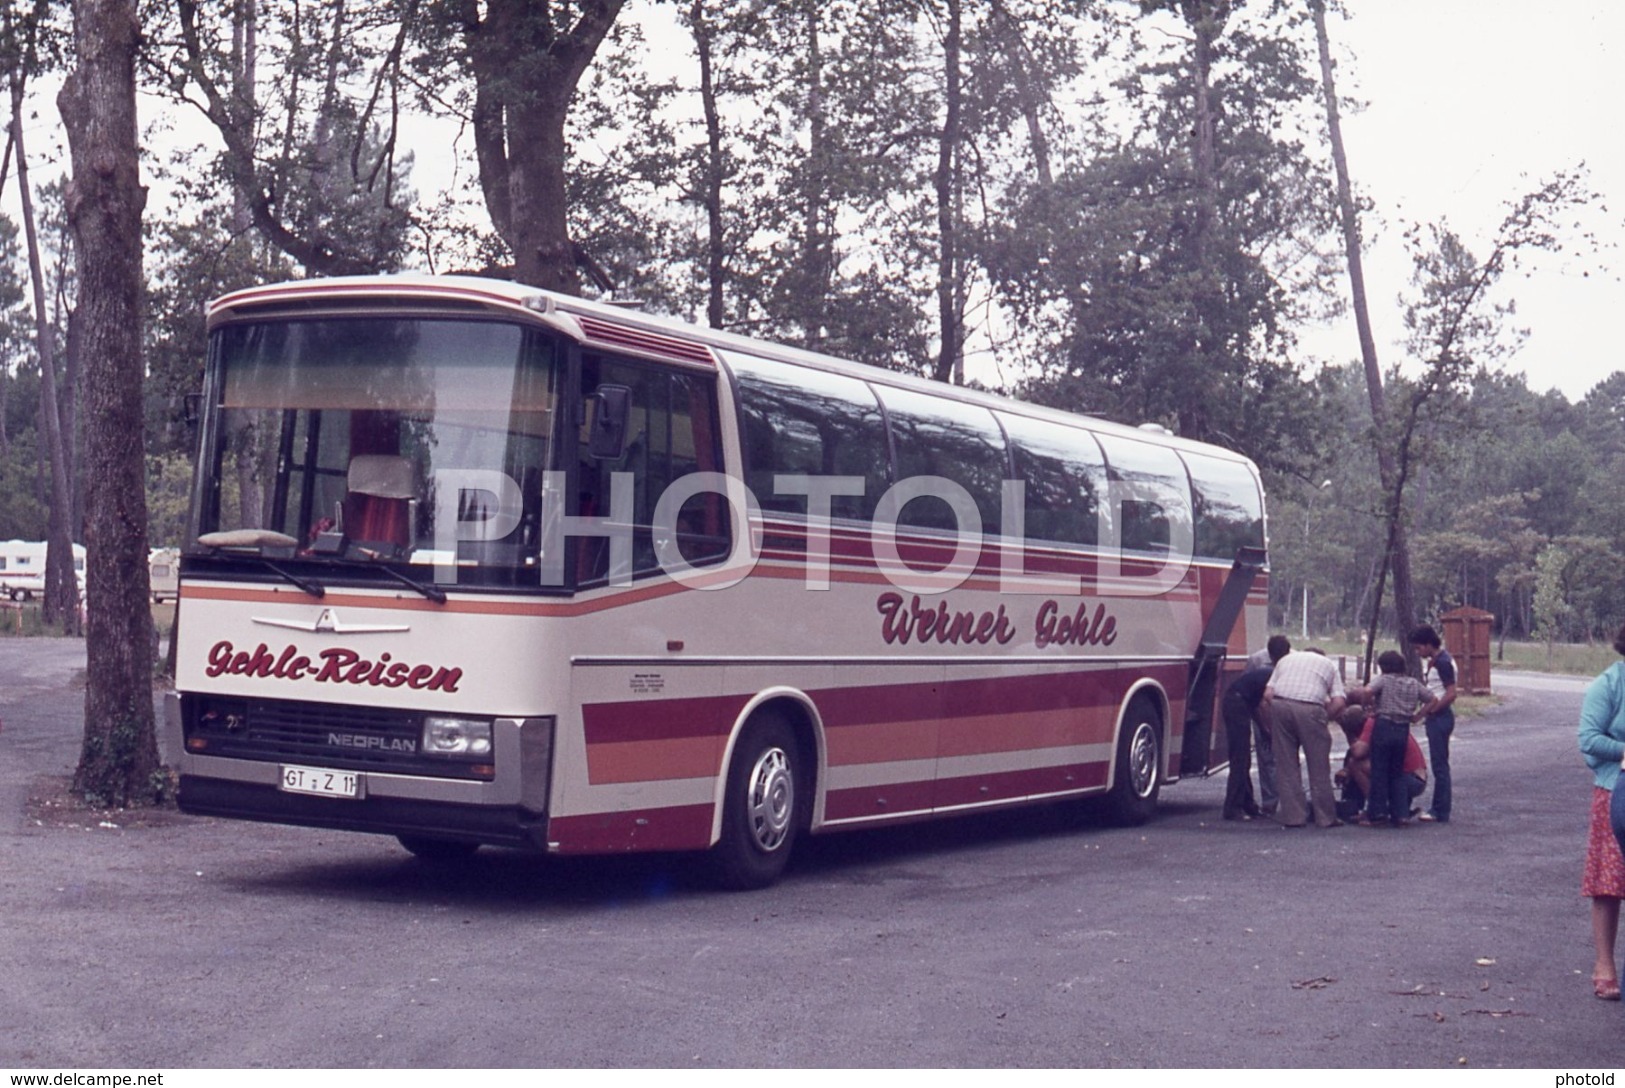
[346, 454, 414, 550]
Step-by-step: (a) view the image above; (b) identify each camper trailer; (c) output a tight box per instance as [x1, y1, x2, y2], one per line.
[0, 540, 86, 602]
[149, 547, 180, 603]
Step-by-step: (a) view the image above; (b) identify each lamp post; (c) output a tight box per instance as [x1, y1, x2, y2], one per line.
[1301, 479, 1332, 640]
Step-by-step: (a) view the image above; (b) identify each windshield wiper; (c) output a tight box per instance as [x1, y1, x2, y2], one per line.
[261, 560, 326, 599]
[375, 564, 447, 604]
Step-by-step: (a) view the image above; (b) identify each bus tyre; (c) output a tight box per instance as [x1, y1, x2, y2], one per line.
[396, 835, 480, 862]
[709, 713, 802, 891]
[1104, 697, 1162, 826]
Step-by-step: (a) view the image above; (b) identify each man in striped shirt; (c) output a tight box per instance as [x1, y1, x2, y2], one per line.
[1260, 648, 1348, 828]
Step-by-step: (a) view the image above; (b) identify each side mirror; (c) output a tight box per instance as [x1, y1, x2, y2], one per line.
[183, 392, 204, 425]
[587, 384, 631, 460]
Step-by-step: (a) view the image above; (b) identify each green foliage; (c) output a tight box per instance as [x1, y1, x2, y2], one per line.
[990, 1, 1337, 468]
[145, 450, 193, 548]
[0, 0, 1615, 658]
[1531, 543, 1575, 646]
[0, 427, 46, 538]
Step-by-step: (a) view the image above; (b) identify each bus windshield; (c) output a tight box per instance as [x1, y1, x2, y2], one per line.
[193, 317, 560, 585]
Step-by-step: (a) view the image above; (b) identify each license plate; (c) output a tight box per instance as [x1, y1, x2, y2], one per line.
[279, 764, 363, 799]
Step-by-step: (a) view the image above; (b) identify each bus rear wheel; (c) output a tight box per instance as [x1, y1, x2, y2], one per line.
[1104, 696, 1162, 825]
[708, 712, 802, 890]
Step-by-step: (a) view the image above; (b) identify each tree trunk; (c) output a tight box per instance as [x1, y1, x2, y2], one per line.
[460, 0, 623, 294]
[11, 69, 81, 633]
[798, 3, 832, 346]
[1173, 0, 1227, 438]
[1183, 0, 1223, 269]
[1311, 0, 1417, 656]
[690, 0, 727, 329]
[988, 0, 1052, 186]
[932, 0, 963, 384]
[60, 0, 159, 807]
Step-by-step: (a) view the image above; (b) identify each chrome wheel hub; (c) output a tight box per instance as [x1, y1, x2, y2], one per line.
[1128, 722, 1158, 798]
[746, 746, 794, 852]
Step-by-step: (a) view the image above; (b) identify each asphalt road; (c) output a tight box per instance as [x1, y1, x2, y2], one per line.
[0, 640, 1619, 1069]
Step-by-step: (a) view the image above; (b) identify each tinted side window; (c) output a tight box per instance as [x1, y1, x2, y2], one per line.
[577, 355, 728, 583]
[999, 412, 1107, 547]
[727, 352, 889, 520]
[1184, 453, 1265, 562]
[1094, 433, 1192, 555]
[875, 386, 1007, 534]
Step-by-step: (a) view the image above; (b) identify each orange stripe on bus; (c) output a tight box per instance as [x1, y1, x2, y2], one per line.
[584, 735, 725, 785]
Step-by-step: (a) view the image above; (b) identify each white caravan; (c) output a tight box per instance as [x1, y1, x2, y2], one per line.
[0, 540, 86, 602]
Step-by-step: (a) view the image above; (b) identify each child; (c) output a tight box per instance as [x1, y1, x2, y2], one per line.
[1353, 650, 1430, 827]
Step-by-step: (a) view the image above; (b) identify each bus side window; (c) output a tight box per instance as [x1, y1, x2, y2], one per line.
[1183, 453, 1265, 562]
[577, 355, 729, 584]
[727, 353, 888, 521]
[1094, 433, 1192, 556]
[874, 386, 1007, 535]
[999, 412, 1107, 547]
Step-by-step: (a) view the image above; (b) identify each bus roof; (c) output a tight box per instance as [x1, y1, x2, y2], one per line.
[207, 274, 1259, 471]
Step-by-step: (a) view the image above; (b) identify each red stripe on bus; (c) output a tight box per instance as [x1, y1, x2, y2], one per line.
[759, 525, 1203, 584]
[824, 778, 936, 822]
[581, 664, 1187, 746]
[582, 693, 749, 744]
[575, 314, 716, 366]
[547, 803, 716, 854]
[933, 760, 1110, 808]
[580, 664, 1187, 783]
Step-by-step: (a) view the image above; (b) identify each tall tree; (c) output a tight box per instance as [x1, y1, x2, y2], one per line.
[931, 0, 964, 382]
[160, 0, 415, 275]
[687, 0, 729, 328]
[1363, 172, 1596, 656]
[4, 1, 78, 630]
[991, 0, 1334, 467]
[1310, 0, 1417, 663]
[427, 0, 624, 292]
[60, 0, 158, 805]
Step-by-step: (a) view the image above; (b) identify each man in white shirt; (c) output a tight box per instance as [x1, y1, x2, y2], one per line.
[1260, 648, 1347, 828]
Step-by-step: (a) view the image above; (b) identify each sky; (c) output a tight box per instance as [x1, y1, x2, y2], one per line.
[10, 2, 1620, 406]
[1306, 1, 1624, 402]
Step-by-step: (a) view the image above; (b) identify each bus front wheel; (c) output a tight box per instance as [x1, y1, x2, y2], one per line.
[708, 712, 802, 890]
[1104, 696, 1162, 825]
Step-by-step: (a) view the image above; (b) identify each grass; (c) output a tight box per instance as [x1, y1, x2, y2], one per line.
[0, 601, 72, 637]
[0, 599, 176, 643]
[1305, 633, 1618, 684]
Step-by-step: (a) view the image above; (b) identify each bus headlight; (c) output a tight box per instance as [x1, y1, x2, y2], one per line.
[422, 716, 493, 758]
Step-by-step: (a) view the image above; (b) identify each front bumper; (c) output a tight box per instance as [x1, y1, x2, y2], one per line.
[165, 691, 554, 848]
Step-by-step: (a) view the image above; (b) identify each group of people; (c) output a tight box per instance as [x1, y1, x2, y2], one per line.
[1221, 625, 1459, 830]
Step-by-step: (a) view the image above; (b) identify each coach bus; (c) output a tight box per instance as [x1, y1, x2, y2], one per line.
[165, 274, 1269, 888]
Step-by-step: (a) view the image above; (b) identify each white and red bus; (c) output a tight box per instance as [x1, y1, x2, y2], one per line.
[166, 274, 1269, 888]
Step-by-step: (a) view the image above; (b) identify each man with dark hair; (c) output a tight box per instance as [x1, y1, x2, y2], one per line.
[1243, 635, 1292, 813]
[1221, 637, 1291, 820]
[1410, 624, 1458, 823]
